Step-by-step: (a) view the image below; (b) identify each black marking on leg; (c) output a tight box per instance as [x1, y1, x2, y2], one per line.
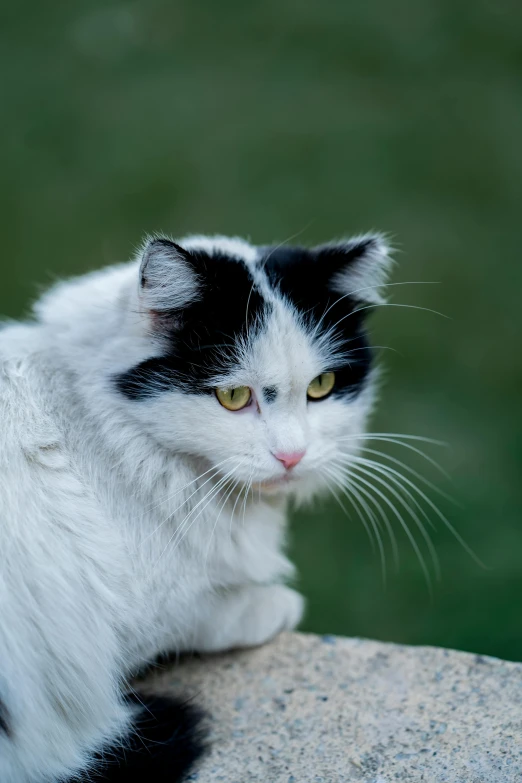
[80, 693, 206, 782]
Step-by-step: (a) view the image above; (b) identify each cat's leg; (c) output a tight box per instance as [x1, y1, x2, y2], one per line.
[0, 607, 129, 782]
[0, 458, 205, 782]
[190, 584, 305, 653]
[0, 652, 205, 783]
[0, 584, 205, 783]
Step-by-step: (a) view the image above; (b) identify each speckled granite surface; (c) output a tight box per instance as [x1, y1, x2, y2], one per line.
[146, 632, 522, 782]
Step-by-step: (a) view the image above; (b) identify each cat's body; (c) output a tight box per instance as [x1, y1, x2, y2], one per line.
[0, 233, 390, 781]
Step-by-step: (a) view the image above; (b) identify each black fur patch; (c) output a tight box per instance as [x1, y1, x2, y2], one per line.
[0, 698, 10, 736]
[79, 693, 206, 782]
[115, 240, 373, 401]
[262, 386, 278, 403]
[260, 245, 373, 398]
[115, 249, 267, 400]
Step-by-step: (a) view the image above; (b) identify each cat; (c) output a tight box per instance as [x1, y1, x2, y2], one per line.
[0, 231, 391, 782]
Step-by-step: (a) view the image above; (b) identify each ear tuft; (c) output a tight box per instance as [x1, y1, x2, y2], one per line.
[315, 233, 394, 305]
[138, 236, 200, 313]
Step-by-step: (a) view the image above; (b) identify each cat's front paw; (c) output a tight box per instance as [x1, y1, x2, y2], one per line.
[235, 584, 305, 649]
[193, 584, 305, 653]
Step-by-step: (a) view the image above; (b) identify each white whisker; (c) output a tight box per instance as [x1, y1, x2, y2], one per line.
[241, 469, 254, 527]
[333, 467, 400, 570]
[323, 465, 377, 555]
[345, 459, 440, 579]
[349, 458, 439, 536]
[230, 476, 248, 524]
[355, 448, 455, 502]
[167, 472, 236, 556]
[351, 456, 485, 568]
[338, 433, 448, 447]
[319, 468, 356, 528]
[331, 459, 434, 592]
[334, 303, 450, 333]
[147, 455, 237, 511]
[204, 477, 242, 566]
[245, 222, 315, 325]
[319, 281, 441, 322]
[140, 462, 232, 546]
[156, 463, 243, 563]
[357, 440, 451, 479]
[325, 464, 387, 583]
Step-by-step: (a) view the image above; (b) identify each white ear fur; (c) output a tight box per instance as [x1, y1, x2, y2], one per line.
[138, 237, 200, 313]
[326, 234, 393, 305]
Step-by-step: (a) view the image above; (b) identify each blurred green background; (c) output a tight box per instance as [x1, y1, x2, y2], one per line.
[2, 1, 521, 660]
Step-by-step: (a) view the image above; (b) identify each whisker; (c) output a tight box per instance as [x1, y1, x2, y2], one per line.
[167, 473, 237, 557]
[338, 433, 448, 447]
[319, 467, 357, 531]
[349, 457, 439, 536]
[345, 459, 441, 579]
[347, 345, 399, 354]
[325, 464, 387, 583]
[140, 463, 231, 546]
[230, 475, 248, 524]
[356, 440, 451, 479]
[328, 462, 386, 543]
[351, 456, 486, 568]
[158, 474, 232, 561]
[148, 455, 237, 511]
[355, 448, 455, 501]
[323, 465, 377, 556]
[259, 221, 317, 271]
[333, 467, 400, 570]
[334, 302, 450, 332]
[331, 460, 434, 592]
[245, 221, 316, 325]
[204, 476, 242, 566]
[241, 469, 254, 527]
[157, 464, 243, 562]
[319, 281, 441, 322]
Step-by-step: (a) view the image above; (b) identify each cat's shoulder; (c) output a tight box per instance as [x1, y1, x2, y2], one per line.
[0, 320, 45, 391]
[0, 321, 63, 460]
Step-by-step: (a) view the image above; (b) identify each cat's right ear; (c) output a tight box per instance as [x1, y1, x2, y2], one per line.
[138, 237, 200, 319]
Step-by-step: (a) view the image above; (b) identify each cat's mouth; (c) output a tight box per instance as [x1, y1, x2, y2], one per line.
[253, 473, 297, 492]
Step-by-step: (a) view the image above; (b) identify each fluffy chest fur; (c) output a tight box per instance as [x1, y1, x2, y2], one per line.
[0, 335, 294, 667]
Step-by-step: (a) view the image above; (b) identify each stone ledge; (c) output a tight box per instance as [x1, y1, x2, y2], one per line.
[147, 632, 522, 782]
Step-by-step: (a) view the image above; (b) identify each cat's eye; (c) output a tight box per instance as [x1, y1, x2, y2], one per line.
[215, 386, 252, 411]
[307, 372, 335, 400]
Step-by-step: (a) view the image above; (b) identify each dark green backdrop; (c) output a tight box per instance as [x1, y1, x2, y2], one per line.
[2, 1, 521, 660]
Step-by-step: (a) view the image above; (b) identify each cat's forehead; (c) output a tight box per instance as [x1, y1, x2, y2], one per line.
[176, 237, 355, 391]
[226, 299, 325, 393]
[116, 234, 373, 400]
[180, 235, 330, 374]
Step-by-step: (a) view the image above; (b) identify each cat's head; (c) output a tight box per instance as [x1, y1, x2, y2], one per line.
[115, 233, 392, 501]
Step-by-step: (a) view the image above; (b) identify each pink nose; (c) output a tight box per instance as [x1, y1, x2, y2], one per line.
[273, 450, 306, 470]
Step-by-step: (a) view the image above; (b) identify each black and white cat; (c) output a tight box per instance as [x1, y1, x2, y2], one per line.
[0, 232, 391, 781]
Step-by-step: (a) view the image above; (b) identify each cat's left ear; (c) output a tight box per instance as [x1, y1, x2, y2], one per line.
[137, 236, 201, 318]
[313, 234, 393, 305]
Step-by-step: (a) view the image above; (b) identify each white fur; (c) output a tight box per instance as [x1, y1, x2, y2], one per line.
[0, 235, 381, 782]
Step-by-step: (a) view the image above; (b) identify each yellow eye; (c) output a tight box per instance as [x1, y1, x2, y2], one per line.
[307, 372, 335, 400]
[215, 386, 252, 411]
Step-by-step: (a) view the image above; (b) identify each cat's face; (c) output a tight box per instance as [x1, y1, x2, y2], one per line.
[115, 234, 391, 501]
